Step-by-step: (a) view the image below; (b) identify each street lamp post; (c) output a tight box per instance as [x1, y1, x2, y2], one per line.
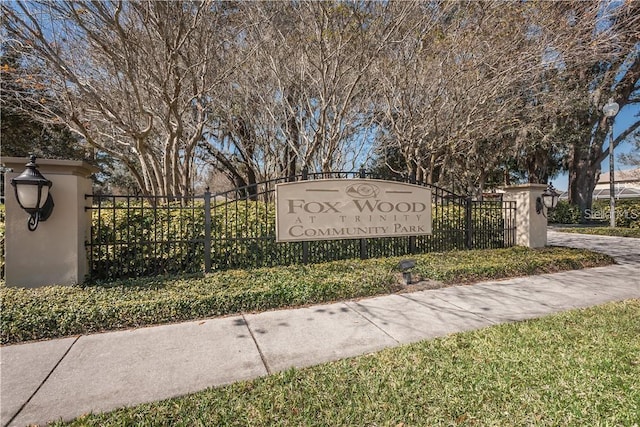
[602, 98, 619, 228]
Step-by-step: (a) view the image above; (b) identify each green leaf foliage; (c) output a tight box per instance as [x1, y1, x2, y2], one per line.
[1, 247, 611, 345]
[548, 200, 582, 224]
[88, 199, 207, 278]
[550, 199, 640, 228]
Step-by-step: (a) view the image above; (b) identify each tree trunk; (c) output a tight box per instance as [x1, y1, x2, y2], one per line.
[567, 143, 600, 222]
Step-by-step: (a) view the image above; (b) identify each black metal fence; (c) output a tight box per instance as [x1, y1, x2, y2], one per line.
[85, 171, 516, 280]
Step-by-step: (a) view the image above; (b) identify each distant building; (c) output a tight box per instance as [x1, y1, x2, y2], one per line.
[593, 168, 640, 200]
[559, 168, 640, 200]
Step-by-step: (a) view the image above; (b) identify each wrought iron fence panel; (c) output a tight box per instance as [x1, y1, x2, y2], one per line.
[468, 200, 517, 249]
[86, 171, 517, 280]
[85, 194, 206, 280]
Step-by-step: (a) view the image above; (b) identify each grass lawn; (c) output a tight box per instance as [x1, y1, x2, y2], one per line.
[0, 247, 612, 345]
[54, 299, 640, 427]
[556, 227, 640, 238]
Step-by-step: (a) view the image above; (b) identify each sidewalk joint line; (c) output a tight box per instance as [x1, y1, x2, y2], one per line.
[4, 335, 81, 427]
[242, 314, 272, 375]
[346, 302, 400, 345]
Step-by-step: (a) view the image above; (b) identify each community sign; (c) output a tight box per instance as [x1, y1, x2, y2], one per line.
[275, 179, 432, 242]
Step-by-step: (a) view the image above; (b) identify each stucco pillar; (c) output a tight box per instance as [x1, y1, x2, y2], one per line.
[502, 184, 549, 248]
[2, 157, 98, 288]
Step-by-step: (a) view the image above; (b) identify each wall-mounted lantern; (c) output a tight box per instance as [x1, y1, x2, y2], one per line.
[536, 182, 560, 217]
[10, 155, 54, 231]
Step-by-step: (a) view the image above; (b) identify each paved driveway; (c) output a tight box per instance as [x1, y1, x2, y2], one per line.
[548, 229, 640, 265]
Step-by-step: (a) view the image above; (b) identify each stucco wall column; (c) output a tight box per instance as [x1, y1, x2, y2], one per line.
[2, 157, 97, 288]
[502, 184, 549, 248]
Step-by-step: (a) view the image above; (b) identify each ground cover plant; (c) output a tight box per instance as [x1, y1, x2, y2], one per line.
[556, 227, 640, 238]
[0, 246, 612, 345]
[54, 299, 640, 427]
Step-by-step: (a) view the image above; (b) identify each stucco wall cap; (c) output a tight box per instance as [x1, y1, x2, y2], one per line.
[501, 184, 548, 192]
[1, 156, 99, 178]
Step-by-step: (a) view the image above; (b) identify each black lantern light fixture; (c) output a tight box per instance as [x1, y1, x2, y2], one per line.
[10, 155, 54, 231]
[536, 182, 560, 217]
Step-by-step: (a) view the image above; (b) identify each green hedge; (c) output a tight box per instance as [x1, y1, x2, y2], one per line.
[607, 200, 640, 228]
[0, 246, 613, 345]
[548, 200, 582, 224]
[549, 199, 640, 228]
[89, 200, 207, 279]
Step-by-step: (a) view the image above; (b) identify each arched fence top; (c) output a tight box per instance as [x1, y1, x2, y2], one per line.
[208, 169, 466, 207]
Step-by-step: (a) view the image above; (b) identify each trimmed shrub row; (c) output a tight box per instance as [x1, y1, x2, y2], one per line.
[0, 246, 612, 345]
[549, 199, 640, 228]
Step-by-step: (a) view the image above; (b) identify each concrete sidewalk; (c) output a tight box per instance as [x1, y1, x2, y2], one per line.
[2, 231, 639, 427]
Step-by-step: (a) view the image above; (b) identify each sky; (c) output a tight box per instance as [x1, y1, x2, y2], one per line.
[552, 103, 639, 191]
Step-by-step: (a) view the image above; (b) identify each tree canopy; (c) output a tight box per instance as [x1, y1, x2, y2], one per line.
[2, 0, 638, 205]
